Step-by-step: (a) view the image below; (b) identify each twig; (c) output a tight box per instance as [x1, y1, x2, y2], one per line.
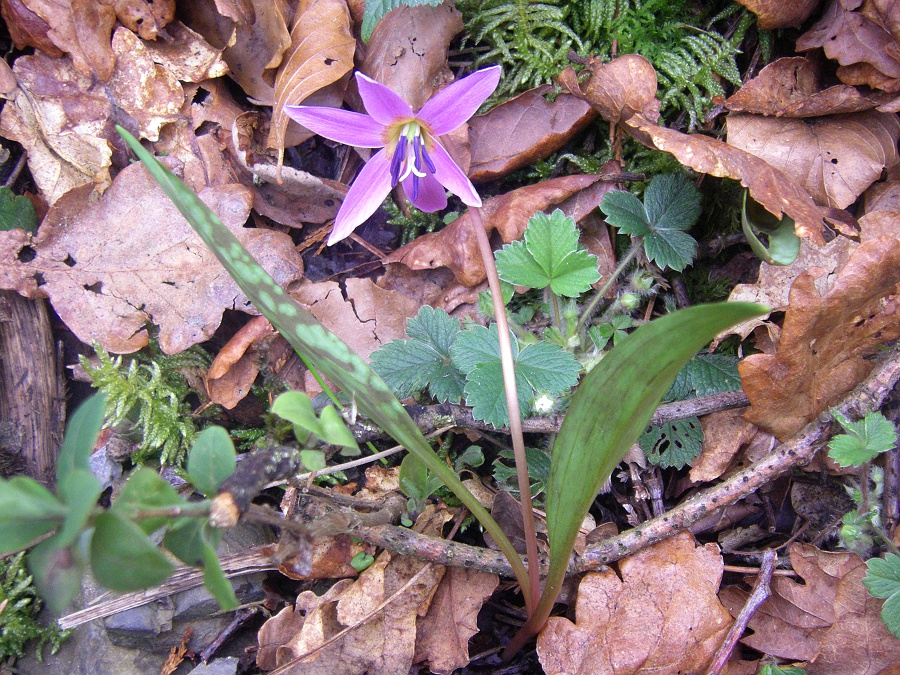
[705, 549, 776, 675]
[198, 606, 261, 663]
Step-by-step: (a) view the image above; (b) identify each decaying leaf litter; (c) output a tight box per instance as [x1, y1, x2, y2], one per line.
[0, 0, 899, 674]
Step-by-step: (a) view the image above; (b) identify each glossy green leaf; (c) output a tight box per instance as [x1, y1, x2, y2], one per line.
[55, 469, 102, 548]
[57, 393, 107, 484]
[318, 405, 359, 453]
[742, 190, 800, 266]
[90, 512, 175, 592]
[162, 517, 238, 609]
[112, 468, 184, 534]
[187, 426, 236, 497]
[0, 477, 66, 554]
[116, 126, 532, 607]
[272, 391, 321, 437]
[200, 539, 238, 610]
[528, 302, 768, 639]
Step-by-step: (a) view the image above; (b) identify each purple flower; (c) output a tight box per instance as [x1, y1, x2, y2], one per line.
[284, 66, 501, 245]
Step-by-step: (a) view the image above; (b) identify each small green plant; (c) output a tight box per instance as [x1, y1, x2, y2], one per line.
[81, 343, 212, 466]
[0, 186, 38, 233]
[600, 172, 702, 272]
[828, 411, 898, 468]
[757, 664, 807, 675]
[863, 553, 900, 639]
[271, 390, 362, 471]
[0, 553, 68, 660]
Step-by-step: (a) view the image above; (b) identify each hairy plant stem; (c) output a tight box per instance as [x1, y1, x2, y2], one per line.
[470, 206, 540, 618]
[575, 237, 643, 336]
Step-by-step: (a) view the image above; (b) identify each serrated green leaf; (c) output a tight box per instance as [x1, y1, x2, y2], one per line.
[643, 173, 701, 232]
[318, 405, 359, 453]
[829, 411, 898, 467]
[639, 417, 704, 469]
[0, 186, 38, 233]
[113, 468, 183, 534]
[0, 477, 67, 554]
[643, 228, 697, 272]
[494, 446, 552, 498]
[464, 362, 531, 428]
[667, 354, 740, 401]
[91, 512, 175, 592]
[863, 554, 900, 638]
[55, 469, 102, 549]
[451, 324, 518, 375]
[187, 426, 236, 497]
[600, 190, 650, 235]
[360, 0, 444, 41]
[57, 393, 107, 484]
[495, 210, 599, 297]
[516, 342, 580, 397]
[371, 306, 465, 403]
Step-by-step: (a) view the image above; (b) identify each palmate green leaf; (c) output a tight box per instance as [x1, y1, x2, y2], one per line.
[639, 417, 703, 469]
[116, 127, 532, 607]
[361, 0, 444, 41]
[863, 553, 900, 638]
[495, 210, 600, 297]
[371, 306, 465, 403]
[465, 362, 531, 428]
[600, 173, 701, 271]
[91, 511, 175, 592]
[828, 411, 898, 467]
[187, 426, 236, 497]
[523, 301, 768, 640]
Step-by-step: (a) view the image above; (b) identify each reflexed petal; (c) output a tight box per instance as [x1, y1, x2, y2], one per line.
[417, 66, 502, 135]
[327, 149, 393, 244]
[402, 172, 447, 213]
[356, 73, 414, 125]
[429, 141, 482, 207]
[283, 106, 385, 148]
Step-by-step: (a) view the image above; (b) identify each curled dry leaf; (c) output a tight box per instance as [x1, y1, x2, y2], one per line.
[412, 567, 499, 675]
[689, 408, 775, 484]
[733, 0, 819, 29]
[0, 52, 114, 204]
[560, 54, 860, 244]
[797, 0, 900, 92]
[739, 234, 900, 440]
[114, 0, 175, 41]
[259, 506, 451, 675]
[726, 111, 900, 209]
[180, 0, 292, 104]
[468, 85, 597, 183]
[20, 0, 116, 80]
[268, 0, 355, 165]
[0, 161, 305, 354]
[2, 0, 64, 57]
[359, 2, 463, 112]
[385, 173, 619, 286]
[537, 532, 732, 675]
[725, 57, 897, 117]
[719, 543, 900, 674]
[206, 315, 276, 409]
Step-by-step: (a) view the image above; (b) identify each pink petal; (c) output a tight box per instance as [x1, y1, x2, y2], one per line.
[430, 141, 482, 207]
[417, 66, 502, 135]
[402, 173, 448, 213]
[356, 73, 414, 126]
[327, 149, 393, 245]
[283, 106, 385, 148]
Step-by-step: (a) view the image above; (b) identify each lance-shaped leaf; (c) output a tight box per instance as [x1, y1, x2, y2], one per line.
[507, 301, 768, 652]
[115, 127, 533, 608]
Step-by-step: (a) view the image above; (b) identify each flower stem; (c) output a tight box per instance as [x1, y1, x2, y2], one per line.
[575, 237, 643, 336]
[469, 206, 540, 618]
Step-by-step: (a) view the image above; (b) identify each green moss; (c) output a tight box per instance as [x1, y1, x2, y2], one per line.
[0, 553, 69, 660]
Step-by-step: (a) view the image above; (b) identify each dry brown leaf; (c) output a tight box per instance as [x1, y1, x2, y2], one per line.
[0, 161, 305, 354]
[268, 0, 355, 164]
[22, 0, 117, 80]
[0, 52, 113, 204]
[537, 532, 732, 675]
[726, 111, 900, 209]
[468, 85, 596, 183]
[862, 165, 900, 214]
[797, 0, 900, 91]
[359, 2, 463, 112]
[261, 506, 451, 674]
[114, 0, 175, 41]
[278, 534, 374, 582]
[385, 173, 618, 286]
[725, 57, 896, 117]
[733, 0, 819, 29]
[413, 567, 499, 675]
[140, 21, 228, 83]
[720, 543, 900, 674]
[2, 0, 64, 57]
[206, 315, 276, 408]
[739, 234, 900, 440]
[689, 408, 758, 483]
[720, 235, 857, 342]
[560, 54, 856, 244]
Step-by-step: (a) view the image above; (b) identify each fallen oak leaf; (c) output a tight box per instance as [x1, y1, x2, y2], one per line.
[0, 160, 304, 354]
[733, 0, 819, 29]
[537, 532, 732, 675]
[739, 234, 900, 440]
